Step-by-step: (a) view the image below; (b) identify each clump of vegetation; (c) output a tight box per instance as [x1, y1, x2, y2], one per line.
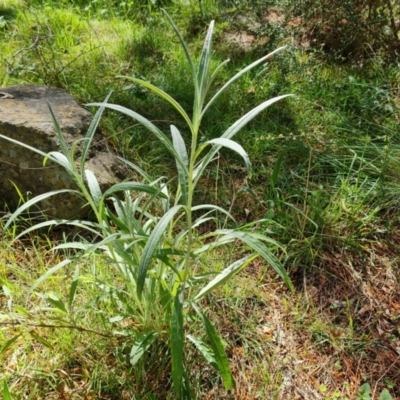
[1, 0, 400, 398]
[1, 9, 293, 399]
[286, 0, 400, 60]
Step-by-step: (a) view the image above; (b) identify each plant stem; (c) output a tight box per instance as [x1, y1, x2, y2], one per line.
[183, 127, 198, 284]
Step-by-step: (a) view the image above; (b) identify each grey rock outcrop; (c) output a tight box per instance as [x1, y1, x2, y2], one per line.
[0, 84, 126, 219]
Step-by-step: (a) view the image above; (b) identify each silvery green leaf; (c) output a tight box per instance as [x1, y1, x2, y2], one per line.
[29, 258, 77, 296]
[44, 151, 74, 174]
[85, 169, 102, 207]
[12, 219, 102, 241]
[137, 205, 184, 297]
[47, 102, 69, 159]
[171, 125, 189, 205]
[203, 138, 252, 176]
[193, 255, 256, 301]
[0, 134, 71, 172]
[197, 20, 215, 105]
[103, 182, 165, 199]
[3, 190, 82, 232]
[162, 9, 197, 89]
[195, 94, 293, 186]
[130, 331, 158, 366]
[86, 103, 187, 172]
[202, 46, 288, 117]
[81, 92, 112, 172]
[119, 77, 193, 131]
[187, 335, 217, 368]
[221, 230, 293, 292]
[116, 157, 153, 182]
[191, 204, 235, 220]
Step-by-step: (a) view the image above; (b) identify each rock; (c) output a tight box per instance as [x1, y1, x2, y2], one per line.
[222, 30, 269, 52]
[0, 84, 126, 219]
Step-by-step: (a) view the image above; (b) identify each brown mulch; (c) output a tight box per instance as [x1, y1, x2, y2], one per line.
[301, 232, 400, 398]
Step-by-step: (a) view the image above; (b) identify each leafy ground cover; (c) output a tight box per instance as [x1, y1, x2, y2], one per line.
[1, 0, 400, 398]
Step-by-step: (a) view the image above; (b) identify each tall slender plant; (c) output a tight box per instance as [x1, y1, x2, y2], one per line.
[2, 11, 293, 398]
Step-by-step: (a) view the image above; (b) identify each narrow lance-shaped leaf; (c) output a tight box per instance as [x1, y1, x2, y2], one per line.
[3, 380, 13, 400]
[53, 233, 132, 257]
[81, 92, 112, 173]
[193, 255, 256, 302]
[174, 217, 215, 246]
[3, 189, 82, 232]
[182, 371, 192, 400]
[224, 230, 293, 292]
[53, 242, 94, 251]
[223, 96, 293, 141]
[171, 125, 189, 205]
[86, 103, 187, 172]
[107, 206, 134, 234]
[29, 331, 52, 349]
[170, 286, 184, 396]
[0, 334, 21, 357]
[13, 219, 102, 242]
[208, 59, 230, 88]
[0, 131, 79, 194]
[0, 134, 73, 173]
[116, 157, 153, 182]
[187, 334, 217, 369]
[170, 125, 189, 167]
[284, 201, 319, 230]
[194, 94, 293, 186]
[68, 264, 80, 310]
[197, 138, 252, 177]
[191, 204, 236, 222]
[107, 196, 147, 235]
[47, 101, 70, 160]
[162, 9, 197, 89]
[45, 292, 68, 314]
[193, 235, 235, 257]
[197, 20, 215, 108]
[137, 205, 183, 297]
[191, 303, 235, 391]
[102, 181, 166, 199]
[43, 151, 74, 175]
[271, 152, 283, 189]
[201, 46, 288, 118]
[85, 169, 102, 207]
[29, 258, 77, 297]
[119, 77, 193, 131]
[130, 332, 158, 366]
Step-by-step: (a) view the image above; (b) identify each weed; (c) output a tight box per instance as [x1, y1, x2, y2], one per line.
[357, 383, 393, 400]
[1, 10, 292, 398]
[1, 0, 400, 397]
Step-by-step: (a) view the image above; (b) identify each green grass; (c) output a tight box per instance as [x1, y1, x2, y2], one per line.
[1, 0, 400, 398]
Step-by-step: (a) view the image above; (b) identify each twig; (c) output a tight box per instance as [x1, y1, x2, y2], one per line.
[57, 45, 104, 75]
[372, 352, 400, 398]
[6, 29, 41, 75]
[0, 319, 120, 338]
